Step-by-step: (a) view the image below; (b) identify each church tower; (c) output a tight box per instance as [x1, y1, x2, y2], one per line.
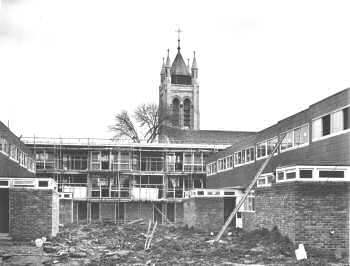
[159, 32, 200, 130]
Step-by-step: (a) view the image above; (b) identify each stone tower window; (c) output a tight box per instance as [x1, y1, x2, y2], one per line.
[184, 99, 191, 128]
[172, 98, 180, 127]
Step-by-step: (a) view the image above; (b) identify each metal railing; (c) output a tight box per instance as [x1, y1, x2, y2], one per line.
[36, 159, 205, 173]
[57, 183, 189, 200]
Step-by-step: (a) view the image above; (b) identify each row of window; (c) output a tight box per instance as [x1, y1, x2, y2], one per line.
[35, 150, 205, 173]
[207, 105, 350, 176]
[312, 106, 350, 140]
[234, 147, 255, 166]
[217, 155, 233, 172]
[256, 166, 349, 187]
[0, 136, 35, 172]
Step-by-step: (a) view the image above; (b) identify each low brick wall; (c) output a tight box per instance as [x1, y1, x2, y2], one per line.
[183, 198, 224, 231]
[252, 182, 350, 260]
[9, 188, 59, 241]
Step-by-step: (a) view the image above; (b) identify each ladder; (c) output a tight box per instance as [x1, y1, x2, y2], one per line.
[212, 134, 286, 243]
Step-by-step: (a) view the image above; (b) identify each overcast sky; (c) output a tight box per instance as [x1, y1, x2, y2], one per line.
[1, 0, 349, 139]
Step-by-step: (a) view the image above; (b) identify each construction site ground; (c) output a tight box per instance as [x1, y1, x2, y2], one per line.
[0, 220, 347, 266]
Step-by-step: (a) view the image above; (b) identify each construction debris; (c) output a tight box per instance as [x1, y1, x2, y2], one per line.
[0, 223, 345, 265]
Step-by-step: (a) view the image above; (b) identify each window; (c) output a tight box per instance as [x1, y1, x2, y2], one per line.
[172, 98, 180, 127]
[0, 137, 9, 155]
[312, 106, 350, 141]
[91, 152, 100, 170]
[319, 170, 344, 178]
[207, 162, 217, 175]
[38, 180, 49, 187]
[331, 110, 343, 134]
[267, 137, 278, 155]
[10, 145, 17, 161]
[246, 147, 255, 162]
[256, 141, 266, 159]
[256, 137, 278, 160]
[234, 147, 254, 166]
[183, 99, 191, 128]
[322, 115, 331, 136]
[312, 118, 322, 140]
[217, 155, 233, 172]
[257, 173, 274, 187]
[344, 107, 349, 130]
[281, 125, 309, 152]
[286, 171, 296, 179]
[243, 196, 255, 212]
[277, 172, 284, 181]
[300, 169, 313, 178]
[257, 178, 266, 186]
[281, 131, 293, 151]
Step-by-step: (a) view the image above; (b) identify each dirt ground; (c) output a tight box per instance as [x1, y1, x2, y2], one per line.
[0, 221, 347, 265]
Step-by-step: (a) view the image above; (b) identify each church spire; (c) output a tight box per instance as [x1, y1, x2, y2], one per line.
[192, 51, 198, 69]
[160, 57, 165, 74]
[165, 49, 171, 67]
[175, 27, 182, 53]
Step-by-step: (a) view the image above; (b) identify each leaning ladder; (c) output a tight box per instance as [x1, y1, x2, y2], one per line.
[212, 134, 286, 243]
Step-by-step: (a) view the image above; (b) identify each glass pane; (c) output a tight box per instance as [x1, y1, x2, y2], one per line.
[267, 137, 278, 155]
[312, 118, 322, 140]
[331, 110, 343, 134]
[256, 142, 266, 158]
[286, 172, 296, 179]
[250, 148, 255, 161]
[193, 153, 201, 164]
[343, 107, 349, 130]
[300, 169, 313, 178]
[322, 115, 331, 136]
[319, 170, 344, 178]
[241, 151, 245, 163]
[184, 153, 192, 164]
[277, 172, 284, 181]
[281, 131, 293, 151]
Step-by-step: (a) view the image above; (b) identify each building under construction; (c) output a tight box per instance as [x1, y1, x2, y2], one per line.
[22, 138, 233, 225]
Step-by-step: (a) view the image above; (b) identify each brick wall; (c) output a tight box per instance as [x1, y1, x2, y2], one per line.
[254, 183, 297, 242]
[183, 198, 224, 231]
[59, 199, 73, 225]
[9, 188, 59, 241]
[242, 212, 257, 232]
[251, 182, 350, 260]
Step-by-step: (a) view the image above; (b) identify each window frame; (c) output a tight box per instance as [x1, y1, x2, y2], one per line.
[280, 124, 309, 153]
[312, 104, 350, 142]
[234, 146, 255, 167]
[256, 136, 278, 161]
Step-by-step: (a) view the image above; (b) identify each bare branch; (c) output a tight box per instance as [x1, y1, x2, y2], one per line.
[110, 103, 172, 143]
[109, 111, 140, 143]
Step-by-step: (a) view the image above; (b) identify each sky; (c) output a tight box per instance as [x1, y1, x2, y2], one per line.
[0, 0, 350, 140]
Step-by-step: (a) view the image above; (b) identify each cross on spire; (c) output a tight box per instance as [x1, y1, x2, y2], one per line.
[175, 27, 182, 51]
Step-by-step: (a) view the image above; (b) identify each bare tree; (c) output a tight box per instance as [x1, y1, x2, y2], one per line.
[110, 103, 171, 143]
[109, 111, 140, 143]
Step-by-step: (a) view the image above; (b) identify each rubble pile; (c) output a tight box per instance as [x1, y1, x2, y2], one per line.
[0, 221, 343, 265]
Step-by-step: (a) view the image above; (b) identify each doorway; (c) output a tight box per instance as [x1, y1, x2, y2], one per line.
[224, 197, 236, 228]
[0, 188, 9, 233]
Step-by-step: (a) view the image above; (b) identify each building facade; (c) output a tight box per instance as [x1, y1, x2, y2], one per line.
[0, 121, 58, 240]
[205, 88, 350, 259]
[23, 138, 228, 224]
